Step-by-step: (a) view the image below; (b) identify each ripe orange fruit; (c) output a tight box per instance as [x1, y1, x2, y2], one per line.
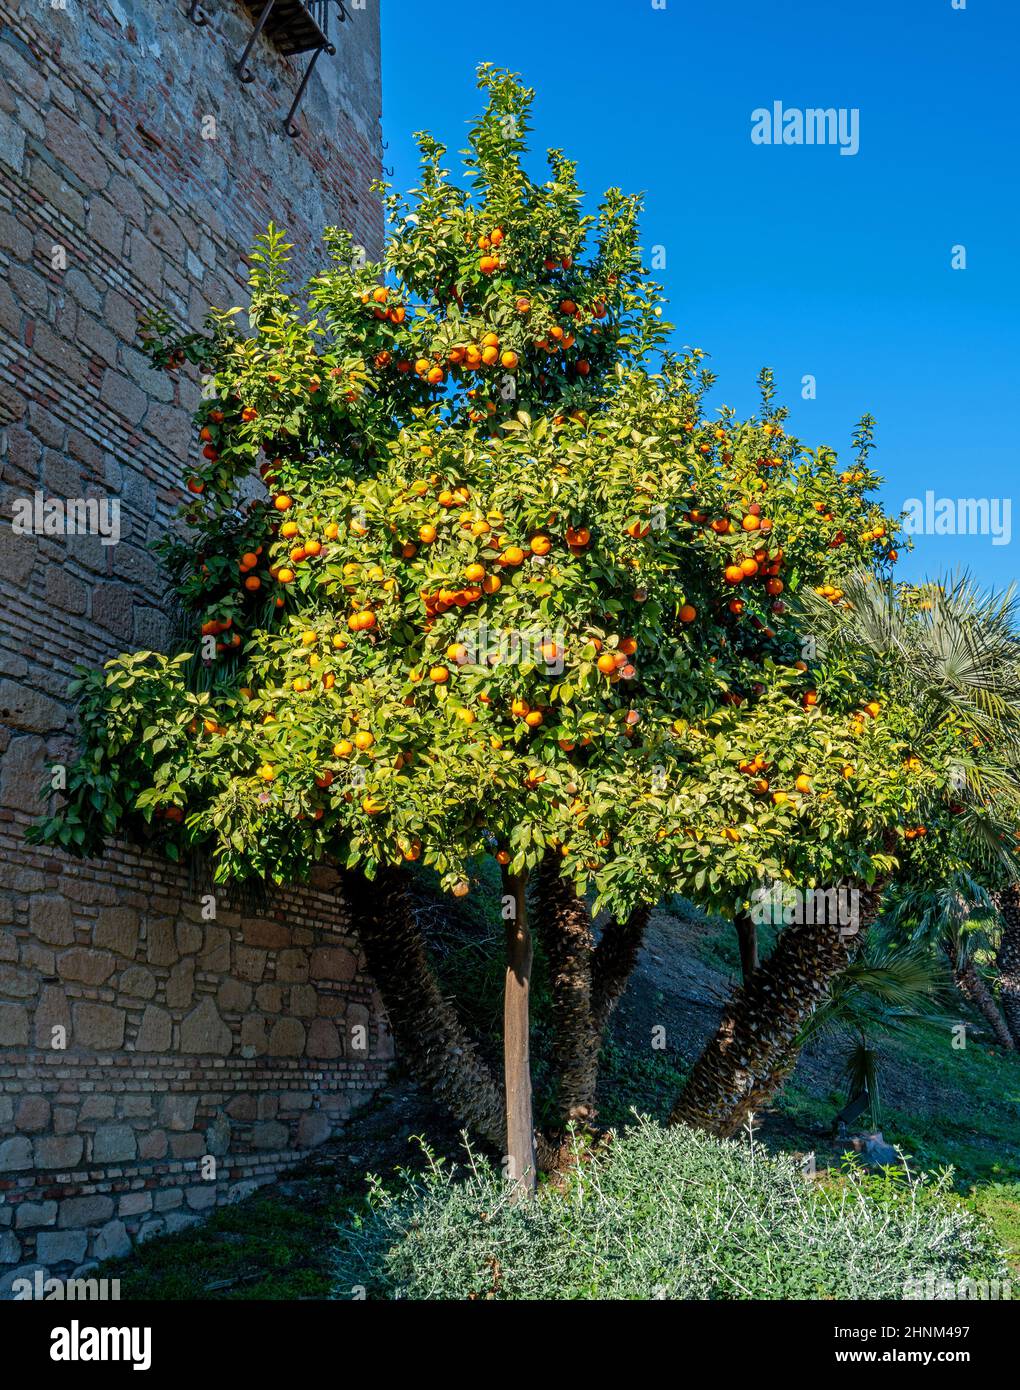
[802, 690, 818, 708]
[429, 666, 450, 684]
[465, 562, 485, 582]
[243, 575, 261, 591]
[765, 578, 784, 596]
[864, 700, 881, 718]
[724, 565, 744, 585]
[258, 765, 276, 781]
[530, 534, 551, 556]
[479, 256, 498, 274]
[511, 698, 530, 718]
[740, 558, 758, 577]
[565, 525, 590, 547]
[515, 298, 531, 314]
[795, 774, 812, 794]
[277, 568, 295, 584]
[501, 546, 525, 567]
[679, 604, 697, 624]
[447, 643, 470, 665]
[274, 495, 293, 511]
[353, 730, 375, 752]
[742, 514, 760, 532]
[597, 653, 618, 676]
[482, 574, 501, 595]
[280, 521, 300, 539]
[524, 710, 544, 728]
[501, 351, 518, 370]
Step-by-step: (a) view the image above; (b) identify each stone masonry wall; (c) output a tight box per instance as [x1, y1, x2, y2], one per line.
[0, 0, 387, 1291]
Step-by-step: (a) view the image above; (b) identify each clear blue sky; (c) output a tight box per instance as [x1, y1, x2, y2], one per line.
[381, 0, 1019, 592]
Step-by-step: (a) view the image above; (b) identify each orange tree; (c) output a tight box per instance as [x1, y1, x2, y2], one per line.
[33, 69, 919, 1182]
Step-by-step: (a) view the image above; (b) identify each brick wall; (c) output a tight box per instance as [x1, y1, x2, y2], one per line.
[0, 0, 387, 1292]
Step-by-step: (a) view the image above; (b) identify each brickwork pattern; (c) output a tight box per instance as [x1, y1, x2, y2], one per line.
[0, 0, 386, 1290]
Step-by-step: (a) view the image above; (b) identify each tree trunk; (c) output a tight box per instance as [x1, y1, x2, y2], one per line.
[948, 941, 1015, 1051]
[996, 886, 1020, 1049]
[591, 903, 651, 1034]
[733, 910, 758, 982]
[502, 868, 536, 1196]
[343, 866, 508, 1152]
[670, 885, 883, 1138]
[532, 855, 600, 1129]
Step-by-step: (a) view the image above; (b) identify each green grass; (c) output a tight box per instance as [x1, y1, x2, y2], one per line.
[102, 1196, 352, 1300]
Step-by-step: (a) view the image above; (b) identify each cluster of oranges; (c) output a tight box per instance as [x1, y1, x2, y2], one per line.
[737, 753, 771, 795]
[595, 635, 638, 681]
[474, 224, 505, 275]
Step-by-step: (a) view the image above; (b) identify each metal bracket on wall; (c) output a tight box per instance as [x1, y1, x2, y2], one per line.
[234, 0, 348, 136]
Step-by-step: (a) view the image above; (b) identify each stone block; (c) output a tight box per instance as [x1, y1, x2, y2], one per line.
[297, 1112, 331, 1148]
[94, 906, 139, 957]
[92, 1125, 137, 1163]
[37, 1230, 88, 1265]
[58, 1195, 114, 1228]
[310, 946, 357, 982]
[0, 1002, 28, 1045]
[159, 1092, 196, 1130]
[135, 1005, 172, 1053]
[72, 1001, 125, 1050]
[268, 1017, 305, 1057]
[57, 947, 116, 985]
[306, 1018, 341, 1059]
[33, 1134, 84, 1169]
[92, 1219, 131, 1261]
[29, 896, 74, 946]
[250, 1121, 288, 1151]
[15, 1095, 51, 1132]
[0, 1136, 32, 1171]
[14, 1201, 57, 1229]
[179, 997, 231, 1055]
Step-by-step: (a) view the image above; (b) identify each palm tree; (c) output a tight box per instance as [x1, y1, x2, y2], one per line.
[671, 573, 1020, 1138]
[884, 873, 1015, 1050]
[799, 939, 952, 1130]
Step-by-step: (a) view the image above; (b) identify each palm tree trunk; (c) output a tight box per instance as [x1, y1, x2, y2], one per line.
[344, 866, 508, 1152]
[502, 868, 536, 1196]
[591, 903, 651, 1034]
[670, 885, 883, 1138]
[996, 886, 1020, 1049]
[947, 939, 1015, 1051]
[532, 855, 600, 1127]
